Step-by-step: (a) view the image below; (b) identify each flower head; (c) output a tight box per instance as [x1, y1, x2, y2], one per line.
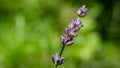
[76, 5, 88, 17]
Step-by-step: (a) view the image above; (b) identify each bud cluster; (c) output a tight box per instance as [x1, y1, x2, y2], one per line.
[60, 5, 87, 46]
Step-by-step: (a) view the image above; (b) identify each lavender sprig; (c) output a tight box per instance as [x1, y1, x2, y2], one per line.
[52, 5, 88, 68]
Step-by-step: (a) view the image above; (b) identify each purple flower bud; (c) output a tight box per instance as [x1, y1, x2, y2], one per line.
[73, 33, 78, 37]
[60, 35, 73, 46]
[57, 57, 65, 65]
[52, 54, 65, 65]
[60, 35, 70, 43]
[72, 18, 82, 26]
[68, 19, 82, 29]
[65, 28, 71, 35]
[65, 28, 78, 38]
[68, 21, 76, 29]
[60, 35, 66, 43]
[76, 5, 88, 17]
[68, 29, 75, 36]
[74, 22, 83, 32]
[52, 54, 59, 65]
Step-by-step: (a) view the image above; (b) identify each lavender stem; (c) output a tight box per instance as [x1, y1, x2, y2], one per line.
[54, 44, 65, 68]
[54, 65, 58, 68]
[59, 44, 65, 57]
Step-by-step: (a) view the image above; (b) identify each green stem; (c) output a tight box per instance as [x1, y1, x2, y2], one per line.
[54, 65, 57, 68]
[59, 44, 65, 57]
[54, 44, 65, 68]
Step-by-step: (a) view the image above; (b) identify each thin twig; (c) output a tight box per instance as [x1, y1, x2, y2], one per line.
[54, 44, 65, 68]
[59, 44, 65, 57]
[54, 65, 57, 68]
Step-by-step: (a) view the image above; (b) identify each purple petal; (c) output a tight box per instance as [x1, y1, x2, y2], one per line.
[68, 23, 76, 29]
[69, 30, 75, 36]
[52, 54, 59, 64]
[63, 35, 69, 43]
[76, 8, 81, 15]
[66, 37, 72, 43]
[82, 5, 88, 12]
[66, 40, 74, 46]
[72, 18, 82, 26]
[76, 19, 82, 26]
[73, 33, 78, 37]
[60, 35, 72, 44]
[60, 36, 65, 42]
[58, 57, 65, 65]
[74, 23, 83, 32]
[65, 28, 71, 34]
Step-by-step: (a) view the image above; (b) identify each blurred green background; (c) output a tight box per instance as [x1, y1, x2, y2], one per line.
[0, 0, 120, 68]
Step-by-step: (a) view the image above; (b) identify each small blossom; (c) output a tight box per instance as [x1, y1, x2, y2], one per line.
[72, 18, 82, 26]
[68, 21, 76, 29]
[68, 18, 82, 29]
[52, 54, 65, 65]
[65, 28, 78, 38]
[65, 28, 71, 35]
[57, 57, 65, 65]
[74, 22, 83, 32]
[68, 23, 75, 29]
[76, 5, 88, 17]
[52, 54, 59, 64]
[60, 35, 73, 46]
[60, 35, 70, 43]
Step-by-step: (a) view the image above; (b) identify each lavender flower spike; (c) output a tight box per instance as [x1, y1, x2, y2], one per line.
[52, 5, 88, 68]
[76, 5, 88, 17]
